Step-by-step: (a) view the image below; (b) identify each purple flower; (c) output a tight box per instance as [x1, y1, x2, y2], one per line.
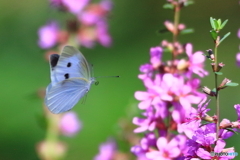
[234, 104, 240, 120]
[78, 0, 113, 25]
[94, 139, 116, 160]
[238, 29, 240, 38]
[96, 21, 111, 47]
[146, 136, 182, 160]
[196, 139, 235, 160]
[62, 0, 89, 14]
[132, 107, 157, 133]
[59, 112, 81, 136]
[138, 64, 153, 80]
[185, 43, 208, 77]
[236, 53, 240, 67]
[150, 47, 163, 68]
[219, 119, 235, 139]
[38, 22, 59, 49]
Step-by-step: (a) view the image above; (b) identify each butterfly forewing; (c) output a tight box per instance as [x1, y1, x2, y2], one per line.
[52, 46, 92, 84]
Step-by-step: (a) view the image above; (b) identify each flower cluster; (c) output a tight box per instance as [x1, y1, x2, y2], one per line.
[182, 99, 240, 159]
[132, 41, 208, 159]
[38, 0, 112, 50]
[236, 29, 240, 67]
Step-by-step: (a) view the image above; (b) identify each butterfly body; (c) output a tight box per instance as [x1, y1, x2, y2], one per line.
[45, 46, 95, 114]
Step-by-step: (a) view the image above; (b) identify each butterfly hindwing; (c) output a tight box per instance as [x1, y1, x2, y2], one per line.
[45, 78, 90, 114]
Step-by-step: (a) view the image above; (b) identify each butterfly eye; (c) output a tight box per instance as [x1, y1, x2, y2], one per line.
[64, 73, 69, 79]
[95, 81, 99, 85]
[67, 62, 71, 67]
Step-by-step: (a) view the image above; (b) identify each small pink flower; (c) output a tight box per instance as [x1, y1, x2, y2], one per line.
[96, 21, 111, 47]
[185, 43, 208, 77]
[238, 29, 240, 38]
[38, 22, 59, 49]
[236, 53, 240, 67]
[146, 137, 181, 160]
[94, 139, 116, 160]
[62, 0, 89, 14]
[59, 112, 81, 136]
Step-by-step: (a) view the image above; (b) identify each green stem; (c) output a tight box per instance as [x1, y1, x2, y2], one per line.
[214, 45, 219, 140]
[172, 4, 180, 62]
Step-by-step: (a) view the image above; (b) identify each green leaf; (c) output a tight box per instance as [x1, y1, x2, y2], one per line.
[180, 28, 194, 34]
[217, 19, 221, 29]
[184, 0, 194, 6]
[214, 19, 219, 30]
[163, 3, 174, 9]
[210, 30, 218, 40]
[225, 128, 238, 134]
[219, 32, 231, 45]
[210, 17, 216, 30]
[212, 88, 216, 93]
[215, 72, 223, 75]
[220, 19, 228, 29]
[225, 82, 239, 87]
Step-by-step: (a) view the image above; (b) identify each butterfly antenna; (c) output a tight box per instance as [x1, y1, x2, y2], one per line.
[95, 76, 120, 78]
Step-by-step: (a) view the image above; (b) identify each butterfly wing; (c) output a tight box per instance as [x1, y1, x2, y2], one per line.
[51, 46, 92, 86]
[45, 78, 91, 114]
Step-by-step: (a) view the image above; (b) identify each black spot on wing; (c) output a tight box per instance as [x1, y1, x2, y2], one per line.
[64, 73, 69, 79]
[67, 62, 71, 67]
[50, 54, 60, 68]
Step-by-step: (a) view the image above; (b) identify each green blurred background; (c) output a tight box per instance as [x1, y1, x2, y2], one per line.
[1, 0, 240, 159]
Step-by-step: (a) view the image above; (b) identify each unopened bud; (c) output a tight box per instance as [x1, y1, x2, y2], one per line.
[217, 62, 225, 71]
[218, 78, 231, 90]
[202, 86, 216, 96]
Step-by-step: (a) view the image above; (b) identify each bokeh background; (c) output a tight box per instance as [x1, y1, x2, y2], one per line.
[1, 0, 240, 159]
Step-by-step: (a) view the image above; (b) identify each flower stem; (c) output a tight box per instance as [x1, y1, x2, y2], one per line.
[172, 4, 180, 62]
[214, 45, 219, 140]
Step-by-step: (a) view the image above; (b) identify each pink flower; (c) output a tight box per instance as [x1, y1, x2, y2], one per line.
[38, 22, 59, 49]
[79, 0, 112, 25]
[62, 0, 89, 14]
[146, 137, 181, 160]
[234, 104, 240, 120]
[150, 47, 163, 68]
[238, 29, 240, 38]
[59, 112, 81, 136]
[185, 43, 208, 77]
[96, 21, 111, 47]
[94, 139, 116, 160]
[236, 53, 240, 67]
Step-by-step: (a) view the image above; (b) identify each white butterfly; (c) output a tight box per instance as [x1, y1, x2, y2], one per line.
[45, 45, 95, 114]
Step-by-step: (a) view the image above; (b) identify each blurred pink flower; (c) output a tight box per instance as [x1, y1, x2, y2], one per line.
[62, 0, 89, 14]
[150, 46, 163, 68]
[38, 22, 59, 49]
[96, 21, 111, 47]
[185, 43, 208, 77]
[78, 0, 112, 25]
[59, 111, 81, 136]
[238, 29, 240, 38]
[94, 139, 116, 160]
[236, 53, 240, 67]
[78, 21, 111, 48]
